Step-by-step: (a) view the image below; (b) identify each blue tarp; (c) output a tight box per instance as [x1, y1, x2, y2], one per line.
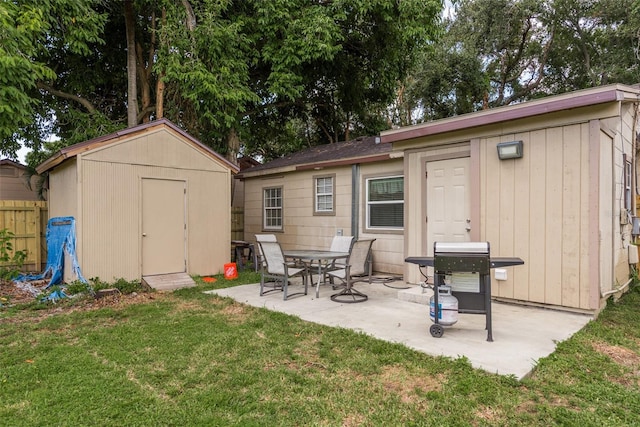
[15, 216, 87, 288]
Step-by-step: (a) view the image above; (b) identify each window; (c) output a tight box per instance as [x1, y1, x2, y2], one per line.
[263, 187, 283, 230]
[624, 154, 632, 211]
[314, 175, 335, 215]
[366, 176, 404, 229]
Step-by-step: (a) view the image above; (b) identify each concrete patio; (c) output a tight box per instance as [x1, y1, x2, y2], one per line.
[205, 278, 592, 379]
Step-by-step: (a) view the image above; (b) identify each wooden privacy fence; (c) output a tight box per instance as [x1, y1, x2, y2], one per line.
[231, 207, 244, 241]
[0, 200, 48, 272]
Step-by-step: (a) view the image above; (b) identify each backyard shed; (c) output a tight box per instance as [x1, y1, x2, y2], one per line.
[381, 83, 640, 314]
[36, 119, 239, 284]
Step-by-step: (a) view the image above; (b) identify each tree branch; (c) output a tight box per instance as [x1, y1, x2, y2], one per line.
[36, 82, 96, 113]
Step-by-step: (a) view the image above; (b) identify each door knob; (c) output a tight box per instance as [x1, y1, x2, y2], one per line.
[142, 233, 147, 237]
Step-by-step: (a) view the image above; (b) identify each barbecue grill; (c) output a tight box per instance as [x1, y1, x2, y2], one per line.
[406, 242, 524, 341]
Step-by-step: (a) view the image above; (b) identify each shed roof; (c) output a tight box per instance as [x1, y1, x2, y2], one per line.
[238, 136, 393, 178]
[36, 119, 239, 174]
[380, 83, 640, 144]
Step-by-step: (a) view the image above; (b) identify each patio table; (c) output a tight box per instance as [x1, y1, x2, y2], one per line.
[283, 250, 349, 298]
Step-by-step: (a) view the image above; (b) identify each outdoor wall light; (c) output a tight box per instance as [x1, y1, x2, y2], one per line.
[497, 140, 523, 160]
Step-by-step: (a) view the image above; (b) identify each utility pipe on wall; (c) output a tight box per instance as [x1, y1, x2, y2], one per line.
[351, 164, 359, 240]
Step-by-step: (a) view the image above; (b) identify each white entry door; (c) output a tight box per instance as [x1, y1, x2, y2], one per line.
[426, 157, 471, 255]
[142, 178, 186, 276]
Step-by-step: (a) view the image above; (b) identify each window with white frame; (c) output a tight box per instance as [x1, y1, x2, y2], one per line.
[263, 187, 283, 230]
[314, 175, 335, 215]
[366, 175, 404, 229]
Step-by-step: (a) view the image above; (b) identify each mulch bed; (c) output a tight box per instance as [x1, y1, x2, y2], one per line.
[0, 279, 49, 306]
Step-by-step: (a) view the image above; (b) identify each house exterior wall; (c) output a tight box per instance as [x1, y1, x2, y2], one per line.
[400, 101, 637, 312]
[359, 161, 404, 275]
[0, 163, 39, 200]
[243, 158, 405, 274]
[47, 128, 232, 282]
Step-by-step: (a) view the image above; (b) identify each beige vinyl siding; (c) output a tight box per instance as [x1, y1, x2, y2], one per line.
[46, 125, 233, 282]
[244, 159, 405, 275]
[0, 165, 39, 201]
[598, 127, 614, 304]
[81, 127, 230, 173]
[245, 167, 352, 250]
[401, 101, 636, 312]
[78, 161, 230, 281]
[607, 104, 636, 292]
[359, 160, 404, 275]
[80, 161, 140, 280]
[479, 123, 592, 309]
[48, 160, 78, 220]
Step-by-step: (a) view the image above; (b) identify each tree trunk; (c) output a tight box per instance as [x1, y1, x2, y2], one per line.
[226, 128, 240, 165]
[124, 0, 139, 128]
[156, 7, 167, 119]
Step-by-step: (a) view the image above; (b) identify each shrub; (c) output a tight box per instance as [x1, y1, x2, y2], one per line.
[89, 277, 143, 295]
[0, 229, 27, 281]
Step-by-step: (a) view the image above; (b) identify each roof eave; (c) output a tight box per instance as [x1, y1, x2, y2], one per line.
[381, 85, 640, 144]
[35, 119, 239, 175]
[238, 153, 393, 179]
[295, 154, 392, 171]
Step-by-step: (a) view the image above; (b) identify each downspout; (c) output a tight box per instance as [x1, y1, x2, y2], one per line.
[352, 164, 359, 239]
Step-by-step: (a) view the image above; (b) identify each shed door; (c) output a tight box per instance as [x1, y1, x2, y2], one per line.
[142, 178, 186, 275]
[426, 157, 470, 255]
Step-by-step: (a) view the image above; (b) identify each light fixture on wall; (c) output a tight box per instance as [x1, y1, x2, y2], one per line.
[496, 140, 523, 160]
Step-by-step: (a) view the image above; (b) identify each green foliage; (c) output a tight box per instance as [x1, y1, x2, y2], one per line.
[0, 229, 27, 281]
[89, 277, 143, 295]
[0, 0, 107, 159]
[2, 0, 443, 163]
[398, 0, 640, 126]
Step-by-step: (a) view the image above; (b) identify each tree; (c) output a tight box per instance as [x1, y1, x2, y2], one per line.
[396, 0, 640, 127]
[0, 0, 107, 160]
[1, 0, 443, 164]
[543, 0, 640, 93]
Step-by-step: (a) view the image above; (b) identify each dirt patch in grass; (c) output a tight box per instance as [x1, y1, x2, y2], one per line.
[219, 301, 250, 323]
[474, 405, 503, 423]
[591, 340, 640, 386]
[379, 364, 444, 404]
[592, 340, 640, 368]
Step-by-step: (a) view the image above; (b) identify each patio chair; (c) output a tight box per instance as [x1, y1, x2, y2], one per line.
[255, 234, 277, 270]
[326, 239, 375, 303]
[308, 235, 354, 285]
[257, 240, 308, 300]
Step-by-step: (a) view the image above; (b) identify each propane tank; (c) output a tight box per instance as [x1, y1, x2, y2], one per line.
[429, 285, 459, 326]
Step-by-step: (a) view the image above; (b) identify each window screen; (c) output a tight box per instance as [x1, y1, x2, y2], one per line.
[366, 176, 404, 229]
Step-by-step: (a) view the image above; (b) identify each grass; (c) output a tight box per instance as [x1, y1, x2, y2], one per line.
[1, 271, 639, 426]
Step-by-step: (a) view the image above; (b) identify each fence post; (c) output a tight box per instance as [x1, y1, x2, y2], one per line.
[34, 205, 42, 270]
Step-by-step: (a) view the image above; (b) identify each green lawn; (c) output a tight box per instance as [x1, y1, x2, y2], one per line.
[1, 272, 639, 426]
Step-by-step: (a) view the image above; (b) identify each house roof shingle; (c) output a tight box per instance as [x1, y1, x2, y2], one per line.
[238, 136, 393, 178]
